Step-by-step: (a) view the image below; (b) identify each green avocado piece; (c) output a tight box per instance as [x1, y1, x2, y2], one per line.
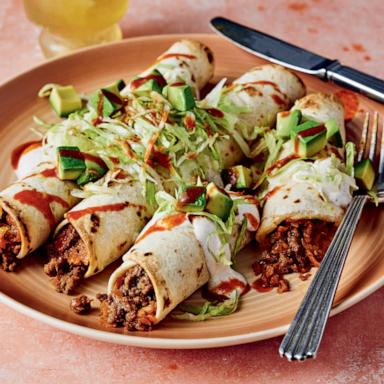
[222, 165, 252, 189]
[103, 79, 126, 95]
[291, 120, 327, 157]
[176, 186, 206, 212]
[205, 183, 233, 221]
[132, 69, 166, 96]
[354, 158, 375, 190]
[276, 109, 302, 138]
[145, 180, 157, 207]
[76, 156, 108, 185]
[89, 90, 117, 117]
[49, 86, 82, 117]
[57, 146, 85, 180]
[325, 119, 344, 147]
[164, 83, 195, 111]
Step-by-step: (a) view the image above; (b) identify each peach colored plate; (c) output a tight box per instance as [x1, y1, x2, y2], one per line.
[0, 34, 383, 349]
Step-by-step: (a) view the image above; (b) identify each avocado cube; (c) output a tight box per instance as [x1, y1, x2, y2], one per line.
[325, 119, 344, 148]
[49, 85, 82, 117]
[101, 79, 126, 106]
[291, 120, 327, 158]
[205, 183, 233, 221]
[76, 156, 108, 185]
[131, 69, 166, 96]
[89, 90, 117, 117]
[145, 180, 157, 207]
[165, 83, 195, 111]
[176, 186, 206, 212]
[354, 158, 375, 190]
[57, 146, 85, 180]
[222, 165, 252, 190]
[276, 109, 302, 138]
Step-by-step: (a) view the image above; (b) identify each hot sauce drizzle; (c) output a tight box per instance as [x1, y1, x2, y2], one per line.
[136, 213, 186, 243]
[66, 202, 143, 221]
[244, 213, 259, 229]
[130, 74, 167, 90]
[267, 154, 299, 174]
[14, 190, 69, 229]
[263, 186, 282, 202]
[211, 278, 250, 296]
[252, 278, 273, 293]
[11, 140, 42, 169]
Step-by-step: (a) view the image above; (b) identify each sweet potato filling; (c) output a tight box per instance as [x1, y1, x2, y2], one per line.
[254, 219, 337, 293]
[99, 264, 157, 331]
[44, 224, 88, 294]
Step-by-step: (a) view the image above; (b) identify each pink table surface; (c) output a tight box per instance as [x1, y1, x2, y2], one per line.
[0, 1, 383, 383]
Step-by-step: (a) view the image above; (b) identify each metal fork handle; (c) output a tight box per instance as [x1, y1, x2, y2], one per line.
[279, 195, 368, 361]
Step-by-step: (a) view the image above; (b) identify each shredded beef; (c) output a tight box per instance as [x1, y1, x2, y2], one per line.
[70, 295, 92, 314]
[254, 219, 337, 293]
[99, 264, 157, 331]
[0, 211, 21, 272]
[44, 224, 88, 294]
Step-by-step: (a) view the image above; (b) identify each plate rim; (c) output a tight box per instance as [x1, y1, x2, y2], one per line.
[0, 33, 383, 349]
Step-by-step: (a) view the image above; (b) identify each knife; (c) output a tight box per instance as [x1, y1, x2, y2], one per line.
[210, 17, 384, 103]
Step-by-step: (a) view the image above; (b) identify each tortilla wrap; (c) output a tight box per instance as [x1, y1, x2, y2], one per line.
[143, 39, 214, 97]
[256, 92, 348, 243]
[0, 165, 79, 261]
[105, 195, 260, 328]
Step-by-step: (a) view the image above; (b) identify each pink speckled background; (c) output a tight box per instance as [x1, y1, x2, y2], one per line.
[0, 1, 383, 383]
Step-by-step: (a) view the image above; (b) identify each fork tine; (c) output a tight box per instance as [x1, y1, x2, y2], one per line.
[368, 112, 378, 162]
[357, 112, 370, 162]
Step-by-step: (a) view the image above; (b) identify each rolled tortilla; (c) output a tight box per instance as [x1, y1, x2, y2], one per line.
[256, 92, 348, 242]
[140, 39, 214, 98]
[0, 164, 80, 271]
[216, 64, 306, 167]
[102, 196, 260, 330]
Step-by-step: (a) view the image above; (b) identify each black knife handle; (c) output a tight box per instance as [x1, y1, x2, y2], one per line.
[326, 63, 384, 103]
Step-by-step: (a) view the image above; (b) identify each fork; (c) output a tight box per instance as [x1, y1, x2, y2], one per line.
[279, 111, 384, 361]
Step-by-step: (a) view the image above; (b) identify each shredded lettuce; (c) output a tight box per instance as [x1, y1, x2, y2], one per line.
[368, 190, 379, 206]
[345, 141, 356, 177]
[172, 291, 239, 321]
[232, 217, 248, 264]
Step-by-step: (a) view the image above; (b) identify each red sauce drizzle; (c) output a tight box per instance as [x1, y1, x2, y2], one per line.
[267, 154, 299, 174]
[58, 149, 107, 169]
[263, 186, 282, 202]
[26, 167, 58, 179]
[147, 150, 171, 170]
[66, 202, 138, 221]
[246, 80, 281, 93]
[109, 156, 120, 165]
[206, 108, 224, 118]
[244, 213, 259, 229]
[334, 90, 359, 121]
[252, 278, 273, 293]
[271, 94, 286, 106]
[297, 124, 325, 138]
[130, 74, 167, 90]
[14, 190, 69, 229]
[136, 213, 186, 243]
[170, 82, 186, 87]
[212, 278, 249, 296]
[178, 187, 205, 205]
[157, 53, 197, 61]
[183, 115, 196, 130]
[11, 140, 42, 169]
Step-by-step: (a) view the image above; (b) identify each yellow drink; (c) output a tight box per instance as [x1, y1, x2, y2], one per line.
[23, 0, 129, 57]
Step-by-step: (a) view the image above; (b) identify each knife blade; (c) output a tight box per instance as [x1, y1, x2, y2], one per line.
[210, 17, 384, 103]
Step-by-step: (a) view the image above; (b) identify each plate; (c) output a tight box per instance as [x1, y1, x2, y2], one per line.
[0, 34, 383, 349]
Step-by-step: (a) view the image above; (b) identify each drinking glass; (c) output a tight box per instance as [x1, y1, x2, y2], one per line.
[23, 0, 129, 58]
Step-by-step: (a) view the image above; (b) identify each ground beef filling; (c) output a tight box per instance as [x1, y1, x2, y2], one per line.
[99, 264, 157, 331]
[70, 295, 92, 315]
[44, 224, 88, 294]
[254, 219, 337, 293]
[0, 211, 21, 272]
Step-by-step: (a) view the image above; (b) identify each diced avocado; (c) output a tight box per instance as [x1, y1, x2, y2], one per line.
[176, 186, 206, 212]
[354, 158, 375, 190]
[132, 69, 166, 96]
[57, 146, 85, 180]
[49, 85, 82, 117]
[164, 83, 195, 111]
[276, 109, 302, 138]
[325, 119, 344, 148]
[76, 156, 108, 185]
[205, 182, 233, 221]
[102, 79, 126, 95]
[291, 120, 327, 157]
[222, 165, 252, 189]
[89, 90, 116, 117]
